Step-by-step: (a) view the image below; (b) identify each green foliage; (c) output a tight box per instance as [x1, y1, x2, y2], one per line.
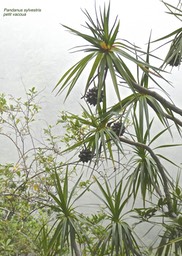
[39, 168, 90, 255]
[155, 216, 182, 256]
[54, 4, 162, 102]
[0, 90, 63, 255]
[92, 177, 141, 256]
[0, 1, 182, 256]
[0, 162, 49, 255]
[58, 105, 126, 163]
[154, 1, 182, 68]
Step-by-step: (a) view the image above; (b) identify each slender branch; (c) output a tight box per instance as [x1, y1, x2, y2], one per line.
[165, 113, 182, 127]
[132, 81, 182, 116]
[70, 226, 82, 256]
[119, 137, 176, 217]
[73, 240, 82, 256]
[147, 98, 182, 127]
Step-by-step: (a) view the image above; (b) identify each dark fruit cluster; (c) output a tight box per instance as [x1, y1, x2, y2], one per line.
[168, 54, 181, 67]
[79, 148, 93, 163]
[111, 121, 125, 137]
[85, 87, 104, 106]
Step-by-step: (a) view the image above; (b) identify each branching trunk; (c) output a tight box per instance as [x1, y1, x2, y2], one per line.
[164, 113, 182, 127]
[132, 81, 182, 117]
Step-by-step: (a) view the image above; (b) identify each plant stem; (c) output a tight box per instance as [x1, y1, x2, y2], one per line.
[132, 81, 182, 117]
[73, 240, 82, 256]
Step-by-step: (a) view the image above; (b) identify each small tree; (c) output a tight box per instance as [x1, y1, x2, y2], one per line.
[0, 1, 181, 256]
[52, 1, 182, 255]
